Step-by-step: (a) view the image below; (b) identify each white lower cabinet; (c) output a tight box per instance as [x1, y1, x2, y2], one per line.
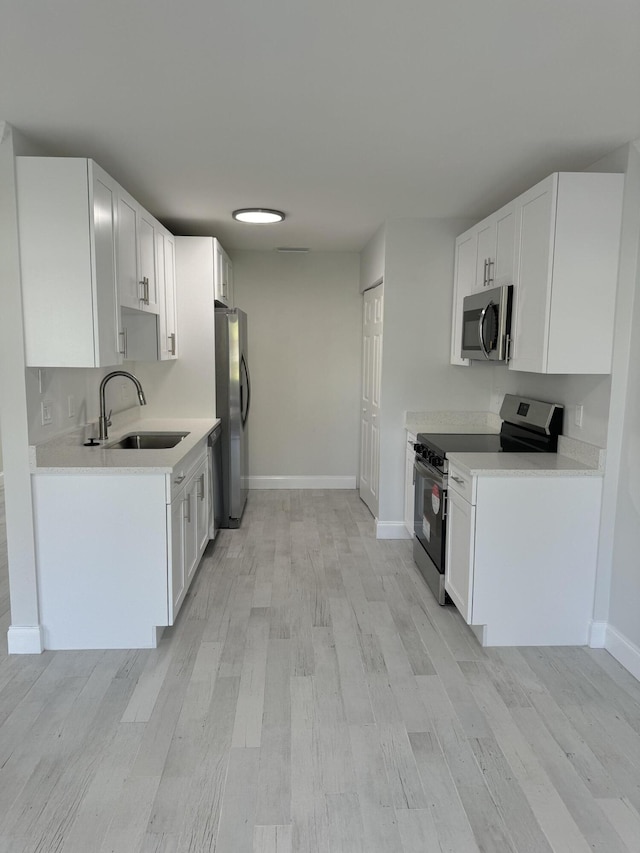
[168, 453, 209, 621]
[444, 486, 475, 623]
[33, 443, 210, 650]
[445, 463, 603, 646]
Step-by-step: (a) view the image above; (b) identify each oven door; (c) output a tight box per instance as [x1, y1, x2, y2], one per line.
[461, 284, 512, 361]
[413, 457, 446, 574]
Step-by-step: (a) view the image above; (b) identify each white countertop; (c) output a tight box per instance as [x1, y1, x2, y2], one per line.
[405, 409, 605, 471]
[31, 417, 220, 475]
[447, 451, 602, 477]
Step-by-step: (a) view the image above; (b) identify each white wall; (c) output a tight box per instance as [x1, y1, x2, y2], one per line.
[597, 140, 640, 669]
[376, 217, 493, 524]
[25, 365, 142, 445]
[490, 368, 611, 447]
[360, 224, 385, 292]
[232, 251, 361, 483]
[0, 123, 41, 651]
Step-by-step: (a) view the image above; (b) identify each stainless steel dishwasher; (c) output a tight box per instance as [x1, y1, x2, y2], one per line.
[209, 424, 223, 539]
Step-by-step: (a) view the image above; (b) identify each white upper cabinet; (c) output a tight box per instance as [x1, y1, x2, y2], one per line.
[450, 202, 515, 364]
[450, 231, 476, 366]
[157, 230, 178, 360]
[451, 172, 623, 373]
[510, 172, 624, 374]
[473, 204, 515, 292]
[117, 188, 160, 315]
[214, 238, 234, 307]
[116, 190, 139, 311]
[16, 157, 123, 368]
[138, 210, 160, 313]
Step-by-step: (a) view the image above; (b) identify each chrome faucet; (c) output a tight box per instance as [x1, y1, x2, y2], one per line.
[98, 370, 147, 440]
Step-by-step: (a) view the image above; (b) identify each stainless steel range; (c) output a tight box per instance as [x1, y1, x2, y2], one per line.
[412, 394, 563, 604]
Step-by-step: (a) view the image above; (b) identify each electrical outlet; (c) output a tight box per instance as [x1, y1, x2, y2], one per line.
[41, 401, 53, 426]
[67, 395, 76, 418]
[575, 405, 583, 428]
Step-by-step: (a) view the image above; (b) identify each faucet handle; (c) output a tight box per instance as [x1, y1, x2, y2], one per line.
[107, 409, 112, 426]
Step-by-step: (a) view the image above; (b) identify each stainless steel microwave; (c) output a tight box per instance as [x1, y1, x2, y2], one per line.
[461, 284, 513, 361]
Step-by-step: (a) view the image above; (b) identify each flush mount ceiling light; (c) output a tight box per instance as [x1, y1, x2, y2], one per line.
[232, 208, 285, 224]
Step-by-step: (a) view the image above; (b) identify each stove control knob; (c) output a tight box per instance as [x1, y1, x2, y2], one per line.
[421, 448, 429, 460]
[432, 456, 443, 468]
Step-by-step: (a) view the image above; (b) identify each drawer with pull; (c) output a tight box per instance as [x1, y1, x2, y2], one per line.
[168, 442, 208, 502]
[448, 463, 476, 504]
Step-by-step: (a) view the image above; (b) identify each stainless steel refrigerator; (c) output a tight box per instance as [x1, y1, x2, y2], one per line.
[215, 307, 250, 527]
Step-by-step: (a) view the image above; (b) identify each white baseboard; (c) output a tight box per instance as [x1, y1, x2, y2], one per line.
[248, 475, 357, 490]
[7, 625, 44, 655]
[376, 521, 411, 540]
[604, 623, 640, 683]
[589, 620, 608, 648]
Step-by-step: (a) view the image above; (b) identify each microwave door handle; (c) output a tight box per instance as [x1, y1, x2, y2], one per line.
[478, 301, 492, 359]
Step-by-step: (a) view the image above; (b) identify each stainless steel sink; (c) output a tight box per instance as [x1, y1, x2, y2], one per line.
[106, 431, 189, 450]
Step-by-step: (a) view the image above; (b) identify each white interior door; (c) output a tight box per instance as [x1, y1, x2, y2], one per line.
[359, 283, 383, 517]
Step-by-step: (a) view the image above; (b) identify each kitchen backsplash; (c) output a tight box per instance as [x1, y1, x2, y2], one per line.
[26, 365, 141, 445]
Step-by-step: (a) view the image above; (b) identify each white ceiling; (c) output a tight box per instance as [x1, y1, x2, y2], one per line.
[2, 0, 639, 252]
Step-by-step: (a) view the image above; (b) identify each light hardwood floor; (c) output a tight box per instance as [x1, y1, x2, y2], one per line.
[0, 487, 640, 852]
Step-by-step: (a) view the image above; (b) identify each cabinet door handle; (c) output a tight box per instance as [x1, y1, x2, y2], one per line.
[118, 328, 128, 358]
[139, 276, 149, 304]
[198, 473, 206, 501]
[486, 258, 494, 286]
[184, 493, 191, 523]
[451, 475, 465, 485]
[483, 258, 488, 287]
[169, 333, 176, 355]
[174, 474, 186, 485]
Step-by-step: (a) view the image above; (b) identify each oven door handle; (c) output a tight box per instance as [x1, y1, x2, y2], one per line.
[478, 301, 492, 359]
[414, 457, 445, 487]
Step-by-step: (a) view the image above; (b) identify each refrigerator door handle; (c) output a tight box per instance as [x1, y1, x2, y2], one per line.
[241, 354, 251, 426]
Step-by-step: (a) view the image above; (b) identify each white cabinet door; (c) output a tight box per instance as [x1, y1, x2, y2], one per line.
[359, 284, 383, 517]
[194, 458, 210, 558]
[472, 202, 516, 293]
[510, 172, 623, 374]
[117, 190, 161, 315]
[404, 433, 416, 536]
[445, 487, 475, 623]
[168, 446, 211, 623]
[493, 204, 516, 288]
[165, 235, 178, 358]
[138, 210, 160, 313]
[116, 190, 141, 311]
[213, 238, 233, 306]
[156, 230, 178, 360]
[224, 251, 234, 308]
[90, 165, 122, 368]
[16, 157, 122, 368]
[509, 175, 556, 374]
[474, 219, 495, 292]
[183, 481, 198, 586]
[169, 492, 187, 623]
